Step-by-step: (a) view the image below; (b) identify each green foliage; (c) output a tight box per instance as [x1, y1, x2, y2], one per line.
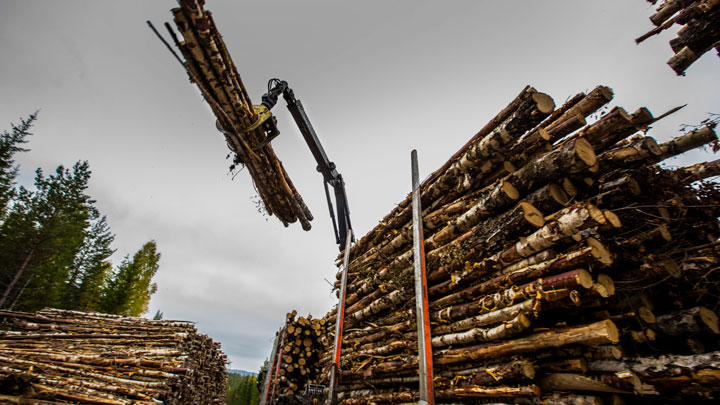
[10, 162, 95, 311]
[0, 114, 161, 316]
[227, 373, 259, 405]
[0, 112, 35, 220]
[63, 214, 116, 311]
[99, 241, 160, 317]
[1, 162, 94, 311]
[153, 310, 163, 320]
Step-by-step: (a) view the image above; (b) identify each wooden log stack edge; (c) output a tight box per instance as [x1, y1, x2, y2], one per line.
[637, 0, 720, 75]
[268, 311, 328, 399]
[0, 308, 228, 404]
[300, 83, 720, 404]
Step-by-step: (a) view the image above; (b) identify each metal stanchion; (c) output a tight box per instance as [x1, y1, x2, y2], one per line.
[268, 328, 286, 404]
[411, 150, 435, 405]
[259, 329, 282, 405]
[327, 230, 353, 405]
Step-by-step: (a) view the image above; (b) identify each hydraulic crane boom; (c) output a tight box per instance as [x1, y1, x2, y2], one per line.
[260, 79, 353, 249]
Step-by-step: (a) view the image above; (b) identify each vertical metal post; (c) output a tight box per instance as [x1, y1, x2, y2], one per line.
[259, 328, 282, 405]
[411, 150, 435, 405]
[268, 328, 286, 404]
[327, 230, 353, 405]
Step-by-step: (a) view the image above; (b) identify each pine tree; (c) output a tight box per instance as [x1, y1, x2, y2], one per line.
[227, 373, 243, 405]
[0, 115, 163, 314]
[0, 162, 94, 310]
[226, 374, 259, 405]
[63, 214, 116, 311]
[0, 112, 35, 220]
[100, 241, 160, 316]
[248, 376, 259, 405]
[240, 377, 251, 404]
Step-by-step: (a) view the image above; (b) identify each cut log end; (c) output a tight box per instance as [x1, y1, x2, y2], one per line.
[588, 237, 613, 266]
[575, 138, 597, 167]
[646, 137, 662, 156]
[562, 177, 578, 198]
[503, 160, 516, 174]
[699, 307, 720, 334]
[587, 204, 607, 226]
[595, 86, 614, 103]
[519, 201, 546, 228]
[549, 183, 570, 207]
[502, 181, 520, 200]
[593, 274, 615, 297]
[533, 92, 556, 114]
[601, 319, 620, 344]
[539, 127, 551, 141]
[638, 306, 656, 325]
[522, 362, 536, 379]
[577, 269, 594, 289]
[631, 106, 654, 126]
[518, 313, 532, 328]
[603, 210, 622, 229]
[616, 107, 632, 123]
[607, 345, 623, 360]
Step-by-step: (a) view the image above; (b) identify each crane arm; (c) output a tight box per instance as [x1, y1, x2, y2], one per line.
[261, 79, 353, 249]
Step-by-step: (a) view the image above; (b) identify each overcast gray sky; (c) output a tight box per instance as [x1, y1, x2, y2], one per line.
[1, 1, 718, 372]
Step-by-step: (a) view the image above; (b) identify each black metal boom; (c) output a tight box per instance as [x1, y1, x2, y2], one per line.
[261, 79, 352, 249]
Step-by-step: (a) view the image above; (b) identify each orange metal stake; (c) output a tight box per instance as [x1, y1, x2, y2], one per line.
[411, 149, 435, 405]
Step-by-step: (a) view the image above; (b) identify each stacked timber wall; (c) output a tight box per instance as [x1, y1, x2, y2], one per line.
[0, 308, 227, 404]
[318, 85, 720, 404]
[267, 311, 328, 399]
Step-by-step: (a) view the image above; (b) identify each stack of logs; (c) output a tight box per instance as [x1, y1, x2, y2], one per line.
[637, 0, 720, 75]
[317, 84, 720, 404]
[167, 0, 313, 230]
[0, 308, 227, 404]
[272, 311, 328, 397]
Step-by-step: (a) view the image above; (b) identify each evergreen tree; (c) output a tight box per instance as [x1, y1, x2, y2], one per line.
[248, 376, 259, 405]
[0, 115, 162, 316]
[153, 310, 163, 320]
[63, 214, 116, 311]
[1, 162, 94, 310]
[0, 112, 35, 220]
[100, 241, 160, 316]
[227, 374, 259, 405]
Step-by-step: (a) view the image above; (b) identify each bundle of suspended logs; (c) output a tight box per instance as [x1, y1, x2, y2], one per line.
[168, 0, 313, 230]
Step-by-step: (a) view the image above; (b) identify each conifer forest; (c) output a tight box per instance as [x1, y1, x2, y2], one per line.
[0, 113, 160, 315]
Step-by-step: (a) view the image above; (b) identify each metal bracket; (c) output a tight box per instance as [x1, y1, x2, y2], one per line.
[215, 105, 279, 151]
[215, 105, 273, 134]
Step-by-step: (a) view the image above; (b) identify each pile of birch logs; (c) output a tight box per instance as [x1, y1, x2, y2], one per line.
[272, 311, 328, 396]
[638, 0, 720, 75]
[319, 84, 720, 404]
[0, 308, 227, 404]
[167, 0, 313, 230]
